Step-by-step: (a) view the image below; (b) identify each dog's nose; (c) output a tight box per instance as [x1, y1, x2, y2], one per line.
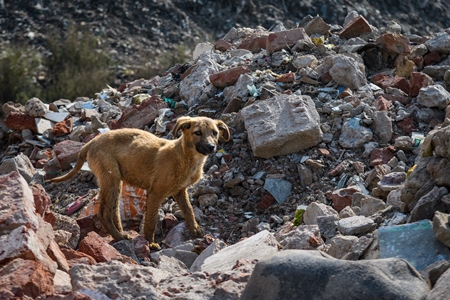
[206, 144, 216, 152]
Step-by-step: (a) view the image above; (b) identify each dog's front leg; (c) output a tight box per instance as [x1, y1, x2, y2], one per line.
[173, 189, 205, 238]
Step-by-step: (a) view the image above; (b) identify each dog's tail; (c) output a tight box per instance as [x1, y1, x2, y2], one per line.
[46, 142, 91, 183]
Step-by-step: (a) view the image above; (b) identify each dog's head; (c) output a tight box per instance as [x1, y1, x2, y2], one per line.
[173, 116, 230, 155]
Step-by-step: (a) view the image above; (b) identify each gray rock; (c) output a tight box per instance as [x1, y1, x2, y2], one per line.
[339, 118, 373, 149]
[360, 195, 387, 217]
[327, 235, 358, 259]
[113, 240, 140, 263]
[400, 156, 434, 206]
[303, 201, 338, 225]
[54, 269, 72, 295]
[240, 94, 322, 158]
[25, 97, 47, 117]
[417, 85, 450, 109]
[328, 55, 367, 89]
[240, 250, 429, 300]
[427, 268, 450, 300]
[190, 239, 227, 272]
[194, 230, 279, 274]
[223, 73, 254, 102]
[371, 110, 392, 144]
[410, 186, 448, 222]
[70, 260, 170, 300]
[394, 136, 413, 152]
[432, 211, 450, 248]
[0, 153, 36, 183]
[421, 260, 450, 288]
[337, 215, 375, 235]
[276, 225, 325, 250]
[179, 53, 220, 106]
[316, 214, 339, 242]
[341, 234, 374, 260]
[378, 172, 407, 192]
[338, 206, 356, 218]
[425, 31, 450, 54]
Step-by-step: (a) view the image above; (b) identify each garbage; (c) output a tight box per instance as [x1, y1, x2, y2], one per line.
[411, 132, 425, 147]
[247, 84, 260, 97]
[378, 220, 450, 270]
[264, 178, 292, 204]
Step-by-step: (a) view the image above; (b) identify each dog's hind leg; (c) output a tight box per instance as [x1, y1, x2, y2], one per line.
[96, 173, 131, 241]
[173, 189, 204, 238]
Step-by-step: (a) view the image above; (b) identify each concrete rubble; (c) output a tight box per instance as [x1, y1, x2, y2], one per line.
[2, 10, 450, 299]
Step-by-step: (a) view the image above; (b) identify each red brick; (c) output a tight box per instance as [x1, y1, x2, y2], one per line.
[423, 52, 441, 66]
[0, 171, 39, 232]
[108, 95, 168, 129]
[376, 33, 411, 54]
[209, 66, 251, 88]
[4, 111, 37, 133]
[78, 231, 122, 263]
[266, 28, 310, 54]
[52, 118, 73, 137]
[340, 16, 372, 39]
[374, 75, 411, 95]
[381, 93, 411, 106]
[257, 192, 276, 210]
[409, 71, 433, 97]
[31, 184, 51, 216]
[375, 95, 391, 111]
[238, 34, 269, 53]
[369, 147, 396, 167]
[0, 225, 57, 273]
[214, 39, 232, 52]
[0, 258, 55, 298]
[411, 56, 424, 70]
[397, 118, 414, 134]
[133, 236, 151, 262]
[276, 72, 296, 83]
[60, 248, 96, 268]
[53, 140, 84, 171]
[330, 186, 361, 212]
[47, 239, 70, 273]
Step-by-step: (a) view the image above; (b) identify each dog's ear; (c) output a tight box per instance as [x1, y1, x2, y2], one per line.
[215, 120, 230, 141]
[172, 117, 192, 137]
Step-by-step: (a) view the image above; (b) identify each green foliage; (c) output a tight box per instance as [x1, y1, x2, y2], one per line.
[0, 26, 115, 116]
[0, 46, 40, 108]
[134, 43, 193, 79]
[42, 26, 114, 102]
[293, 208, 305, 227]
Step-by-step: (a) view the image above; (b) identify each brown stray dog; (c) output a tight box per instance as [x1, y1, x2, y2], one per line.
[47, 116, 230, 250]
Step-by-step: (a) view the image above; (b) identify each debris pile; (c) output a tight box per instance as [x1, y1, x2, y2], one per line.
[2, 10, 450, 299]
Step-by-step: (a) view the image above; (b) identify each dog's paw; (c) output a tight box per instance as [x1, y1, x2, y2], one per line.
[149, 242, 161, 251]
[121, 233, 132, 240]
[190, 224, 205, 238]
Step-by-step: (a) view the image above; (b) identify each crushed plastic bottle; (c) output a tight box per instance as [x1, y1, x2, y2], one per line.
[247, 84, 260, 97]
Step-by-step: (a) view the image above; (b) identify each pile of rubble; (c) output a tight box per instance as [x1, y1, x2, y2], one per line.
[1, 11, 450, 299]
[1, 0, 449, 77]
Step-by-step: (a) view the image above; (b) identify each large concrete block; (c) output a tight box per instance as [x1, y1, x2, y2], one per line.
[240, 94, 322, 158]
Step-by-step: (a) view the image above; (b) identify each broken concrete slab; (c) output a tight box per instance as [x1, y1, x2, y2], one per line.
[379, 220, 450, 270]
[240, 94, 322, 158]
[197, 230, 279, 274]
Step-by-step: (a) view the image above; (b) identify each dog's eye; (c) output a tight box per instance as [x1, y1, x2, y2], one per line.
[212, 130, 218, 136]
[194, 131, 202, 136]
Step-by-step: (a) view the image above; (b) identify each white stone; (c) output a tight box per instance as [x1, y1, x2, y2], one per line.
[240, 94, 322, 158]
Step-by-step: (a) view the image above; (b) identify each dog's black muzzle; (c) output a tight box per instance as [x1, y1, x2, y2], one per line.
[196, 143, 216, 155]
